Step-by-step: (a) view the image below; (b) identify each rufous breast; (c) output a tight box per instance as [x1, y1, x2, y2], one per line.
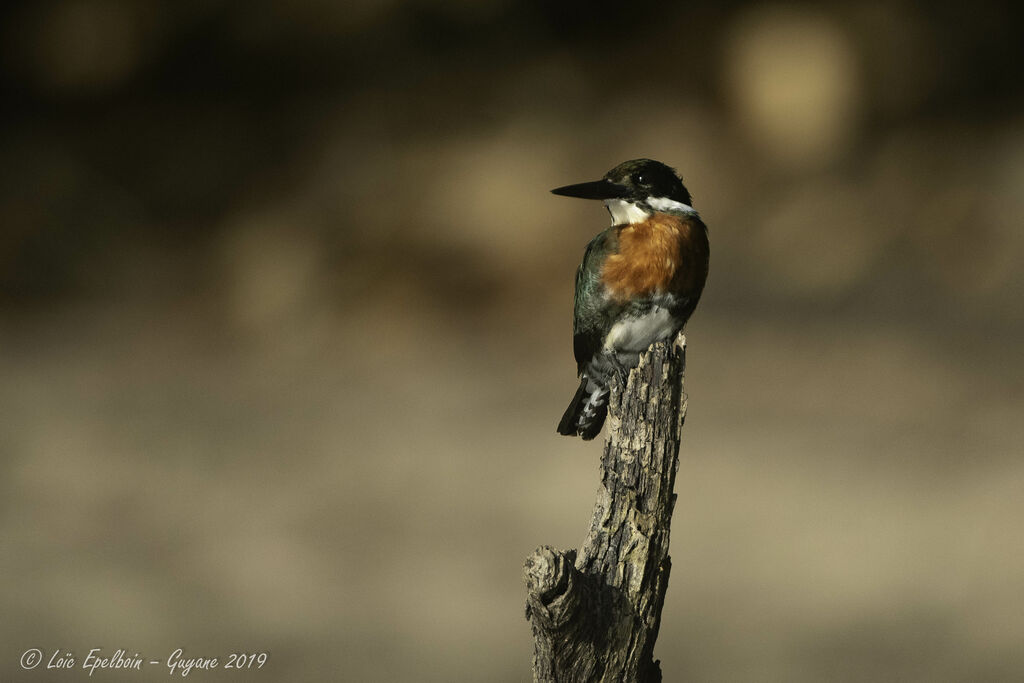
[601, 214, 707, 303]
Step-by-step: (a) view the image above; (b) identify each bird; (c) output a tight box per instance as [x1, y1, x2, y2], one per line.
[553, 158, 709, 440]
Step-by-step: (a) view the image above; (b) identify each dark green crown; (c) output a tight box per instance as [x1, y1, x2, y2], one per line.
[602, 159, 691, 206]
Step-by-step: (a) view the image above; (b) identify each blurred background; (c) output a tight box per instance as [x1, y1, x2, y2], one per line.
[1, 0, 1022, 680]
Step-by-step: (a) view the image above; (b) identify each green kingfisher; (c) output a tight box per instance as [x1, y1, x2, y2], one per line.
[553, 159, 709, 440]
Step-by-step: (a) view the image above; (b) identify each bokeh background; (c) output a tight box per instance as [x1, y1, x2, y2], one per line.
[2, 0, 1022, 681]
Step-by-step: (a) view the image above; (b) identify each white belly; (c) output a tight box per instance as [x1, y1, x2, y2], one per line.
[603, 306, 677, 353]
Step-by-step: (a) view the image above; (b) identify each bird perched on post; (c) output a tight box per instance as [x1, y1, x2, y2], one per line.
[553, 159, 709, 440]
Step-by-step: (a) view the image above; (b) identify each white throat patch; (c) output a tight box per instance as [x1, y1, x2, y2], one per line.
[604, 200, 650, 225]
[605, 197, 697, 225]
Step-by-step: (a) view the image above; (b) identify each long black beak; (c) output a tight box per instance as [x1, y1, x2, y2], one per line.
[550, 178, 629, 200]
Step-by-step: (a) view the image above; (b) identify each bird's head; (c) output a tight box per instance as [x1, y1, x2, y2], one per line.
[551, 158, 695, 226]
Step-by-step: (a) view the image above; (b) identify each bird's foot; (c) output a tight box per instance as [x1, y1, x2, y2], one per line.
[609, 353, 631, 389]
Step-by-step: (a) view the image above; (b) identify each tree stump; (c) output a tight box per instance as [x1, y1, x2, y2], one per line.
[525, 333, 688, 683]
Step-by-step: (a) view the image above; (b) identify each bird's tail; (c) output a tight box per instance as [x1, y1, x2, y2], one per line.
[557, 375, 609, 440]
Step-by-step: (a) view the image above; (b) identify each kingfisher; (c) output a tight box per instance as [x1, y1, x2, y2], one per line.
[553, 159, 709, 440]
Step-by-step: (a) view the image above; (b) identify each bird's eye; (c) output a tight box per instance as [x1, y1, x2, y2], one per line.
[633, 172, 646, 185]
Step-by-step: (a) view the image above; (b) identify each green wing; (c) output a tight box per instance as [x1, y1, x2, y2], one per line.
[571, 228, 618, 372]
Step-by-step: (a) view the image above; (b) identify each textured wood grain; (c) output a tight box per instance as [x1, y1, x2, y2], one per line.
[526, 333, 688, 682]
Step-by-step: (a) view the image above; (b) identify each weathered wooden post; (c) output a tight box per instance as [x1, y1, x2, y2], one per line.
[525, 333, 688, 682]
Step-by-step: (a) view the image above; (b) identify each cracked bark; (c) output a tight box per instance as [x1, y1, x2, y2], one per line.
[525, 333, 688, 683]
